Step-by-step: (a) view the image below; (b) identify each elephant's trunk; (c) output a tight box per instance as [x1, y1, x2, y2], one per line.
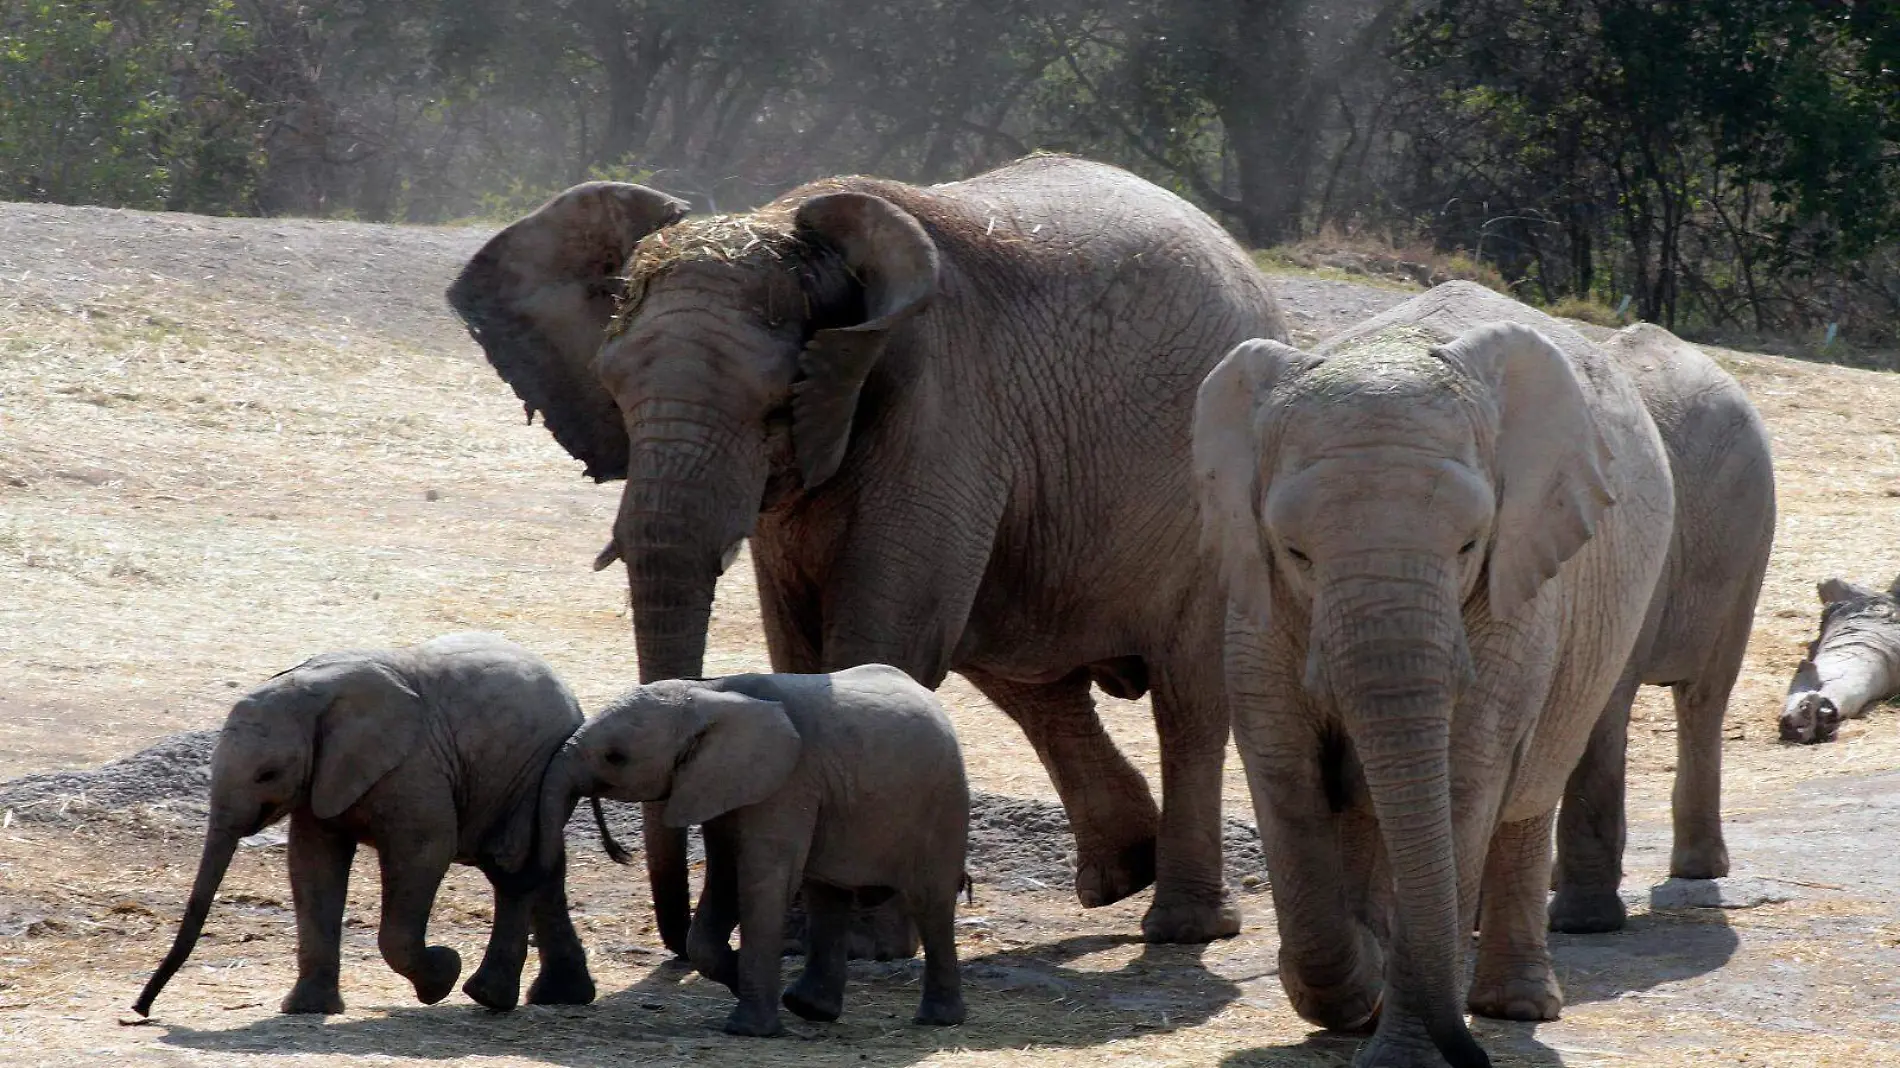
[616, 420, 768, 958]
[133, 819, 243, 1015]
[1313, 557, 1488, 1068]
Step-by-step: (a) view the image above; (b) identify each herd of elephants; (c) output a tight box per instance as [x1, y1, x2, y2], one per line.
[116, 154, 1900, 1067]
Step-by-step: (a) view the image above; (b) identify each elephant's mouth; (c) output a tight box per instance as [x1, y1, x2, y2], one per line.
[245, 803, 285, 838]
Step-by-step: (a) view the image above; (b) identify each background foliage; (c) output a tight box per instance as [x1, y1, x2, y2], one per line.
[3, 0, 1896, 342]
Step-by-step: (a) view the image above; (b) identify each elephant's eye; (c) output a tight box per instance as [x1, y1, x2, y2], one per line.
[1285, 547, 1311, 566]
[1459, 540, 1479, 556]
[255, 768, 279, 784]
[604, 750, 629, 767]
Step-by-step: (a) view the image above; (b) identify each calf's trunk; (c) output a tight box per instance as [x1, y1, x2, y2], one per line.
[132, 821, 242, 1015]
[1314, 561, 1489, 1068]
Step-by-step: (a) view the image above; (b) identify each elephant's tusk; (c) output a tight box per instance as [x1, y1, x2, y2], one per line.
[592, 539, 621, 572]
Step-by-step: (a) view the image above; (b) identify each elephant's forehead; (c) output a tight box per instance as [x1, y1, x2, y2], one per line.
[1290, 327, 1473, 407]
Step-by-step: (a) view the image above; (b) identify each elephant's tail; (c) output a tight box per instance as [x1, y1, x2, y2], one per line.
[592, 795, 634, 865]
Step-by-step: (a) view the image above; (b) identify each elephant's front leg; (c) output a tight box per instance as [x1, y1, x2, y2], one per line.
[1470, 809, 1564, 1021]
[282, 811, 355, 1015]
[966, 670, 1161, 912]
[687, 822, 743, 993]
[1229, 641, 1384, 1029]
[1144, 659, 1241, 943]
[726, 833, 809, 1037]
[1551, 670, 1639, 933]
[374, 827, 461, 1004]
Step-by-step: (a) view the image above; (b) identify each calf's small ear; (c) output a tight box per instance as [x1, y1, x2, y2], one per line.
[1819, 577, 1879, 604]
[661, 690, 801, 828]
[307, 661, 423, 820]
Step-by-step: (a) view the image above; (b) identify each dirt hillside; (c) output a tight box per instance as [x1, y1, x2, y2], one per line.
[2, 200, 1898, 1067]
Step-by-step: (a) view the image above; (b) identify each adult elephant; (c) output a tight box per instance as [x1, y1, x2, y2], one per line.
[1195, 282, 1675, 1067]
[447, 154, 1286, 953]
[1550, 323, 1775, 932]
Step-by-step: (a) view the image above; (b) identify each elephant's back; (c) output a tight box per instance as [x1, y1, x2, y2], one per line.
[779, 155, 1281, 333]
[1602, 325, 1776, 680]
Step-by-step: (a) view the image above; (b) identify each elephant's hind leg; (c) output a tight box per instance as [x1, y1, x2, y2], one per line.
[463, 875, 531, 1011]
[782, 880, 851, 1022]
[965, 670, 1160, 913]
[1668, 602, 1750, 880]
[1471, 811, 1564, 1021]
[1141, 659, 1241, 943]
[282, 812, 354, 1015]
[375, 831, 461, 1005]
[1551, 669, 1639, 933]
[907, 881, 966, 1026]
[525, 858, 596, 1005]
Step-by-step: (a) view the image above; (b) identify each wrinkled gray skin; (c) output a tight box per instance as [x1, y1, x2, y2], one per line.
[1781, 576, 1900, 743]
[133, 633, 595, 1017]
[542, 664, 967, 1036]
[1549, 323, 1776, 933]
[1195, 281, 1674, 1068]
[448, 154, 1285, 954]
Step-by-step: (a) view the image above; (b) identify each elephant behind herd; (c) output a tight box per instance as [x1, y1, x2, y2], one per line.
[134, 155, 1782, 1068]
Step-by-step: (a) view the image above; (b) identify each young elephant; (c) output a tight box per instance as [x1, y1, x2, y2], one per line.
[1781, 576, 1900, 743]
[133, 633, 596, 1017]
[541, 664, 967, 1036]
[1196, 283, 1676, 1066]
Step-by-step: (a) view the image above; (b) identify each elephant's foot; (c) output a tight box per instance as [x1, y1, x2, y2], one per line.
[1468, 960, 1563, 1021]
[1669, 836, 1730, 881]
[279, 978, 345, 1015]
[461, 965, 520, 1013]
[913, 993, 967, 1026]
[1074, 835, 1156, 908]
[526, 962, 598, 1006]
[781, 972, 843, 1023]
[1353, 1028, 1489, 1068]
[688, 939, 740, 993]
[1139, 889, 1241, 944]
[406, 946, 463, 1005]
[722, 1001, 784, 1037]
[1548, 885, 1626, 933]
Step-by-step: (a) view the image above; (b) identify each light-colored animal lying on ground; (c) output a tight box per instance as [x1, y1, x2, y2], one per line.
[133, 633, 595, 1017]
[540, 664, 968, 1037]
[1781, 577, 1900, 743]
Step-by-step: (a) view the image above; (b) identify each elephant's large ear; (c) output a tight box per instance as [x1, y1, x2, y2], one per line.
[1436, 322, 1616, 618]
[306, 661, 425, 820]
[789, 192, 939, 489]
[1193, 338, 1312, 631]
[446, 182, 689, 482]
[661, 689, 801, 828]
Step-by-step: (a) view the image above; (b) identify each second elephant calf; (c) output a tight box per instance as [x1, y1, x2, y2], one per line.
[543, 663, 969, 1036]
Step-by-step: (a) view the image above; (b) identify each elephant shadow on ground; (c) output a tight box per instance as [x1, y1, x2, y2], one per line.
[155, 934, 1242, 1068]
[1216, 900, 1740, 1067]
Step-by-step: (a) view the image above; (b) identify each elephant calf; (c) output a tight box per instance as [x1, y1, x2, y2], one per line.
[134, 633, 597, 1017]
[543, 664, 968, 1036]
[1781, 576, 1900, 743]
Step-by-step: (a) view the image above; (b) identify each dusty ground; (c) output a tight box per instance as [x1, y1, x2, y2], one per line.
[2, 200, 1898, 1066]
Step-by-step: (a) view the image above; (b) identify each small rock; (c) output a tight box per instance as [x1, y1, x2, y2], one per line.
[424, 488, 441, 501]
[1649, 876, 1794, 911]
